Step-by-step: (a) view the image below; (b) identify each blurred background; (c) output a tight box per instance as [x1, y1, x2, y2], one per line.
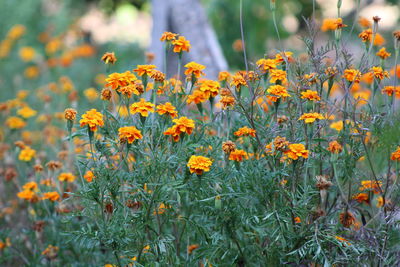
[0, 0, 398, 101]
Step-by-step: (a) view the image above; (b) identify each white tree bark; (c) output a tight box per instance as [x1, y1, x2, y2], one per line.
[150, 0, 228, 79]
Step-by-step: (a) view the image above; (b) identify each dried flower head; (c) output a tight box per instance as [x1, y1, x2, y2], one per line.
[222, 141, 236, 154]
[101, 52, 117, 64]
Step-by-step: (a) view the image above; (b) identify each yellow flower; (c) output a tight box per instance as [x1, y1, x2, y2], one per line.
[218, 71, 231, 82]
[105, 71, 137, 90]
[42, 191, 60, 202]
[6, 116, 26, 129]
[160, 32, 177, 42]
[343, 69, 361, 83]
[80, 109, 104, 131]
[7, 24, 26, 40]
[300, 90, 320, 101]
[58, 172, 76, 183]
[256, 58, 277, 73]
[17, 190, 36, 201]
[24, 66, 39, 79]
[285, 144, 309, 160]
[234, 126, 256, 137]
[269, 69, 287, 83]
[369, 66, 389, 80]
[171, 36, 191, 53]
[118, 126, 143, 144]
[359, 180, 382, 194]
[17, 106, 37, 118]
[23, 181, 38, 191]
[156, 102, 178, 118]
[134, 65, 156, 76]
[19, 47, 35, 62]
[376, 47, 391, 59]
[220, 95, 235, 109]
[84, 88, 99, 102]
[267, 85, 290, 101]
[330, 121, 343, 132]
[130, 98, 155, 117]
[197, 79, 220, 98]
[19, 146, 36, 161]
[298, 112, 324, 123]
[229, 149, 248, 162]
[230, 73, 247, 88]
[274, 51, 293, 64]
[187, 155, 213, 175]
[184, 62, 205, 79]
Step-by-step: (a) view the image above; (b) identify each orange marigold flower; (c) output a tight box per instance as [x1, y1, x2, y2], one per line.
[160, 32, 177, 42]
[359, 180, 382, 194]
[327, 140, 343, 154]
[184, 62, 205, 79]
[187, 155, 213, 175]
[234, 126, 256, 137]
[376, 47, 391, 59]
[352, 193, 369, 204]
[390, 147, 400, 161]
[285, 144, 309, 160]
[330, 121, 343, 132]
[230, 73, 247, 88]
[256, 58, 277, 74]
[42, 245, 59, 260]
[5, 116, 26, 129]
[229, 149, 248, 162]
[164, 116, 195, 142]
[358, 17, 371, 28]
[101, 88, 112, 100]
[101, 52, 117, 64]
[298, 112, 324, 123]
[187, 90, 208, 104]
[58, 172, 76, 183]
[269, 69, 287, 83]
[339, 211, 356, 228]
[134, 65, 156, 76]
[373, 33, 385, 46]
[334, 18, 347, 29]
[369, 66, 389, 80]
[294, 217, 301, 223]
[42, 191, 60, 202]
[359, 28, 373, 42]
[218, 71, 231, 82]
[118, 126, 143, 144]
[381, 86, 396, 97]
[343, 69, 362, 83]
[23, 181, 38, 191]
[130, 98, 155, 117]
[105, 71, 137, 90]
[19, 146, 36, 161]
[80, 109, 104, 131]
[197, 79, 220, 98]
[300, 90, 320, 101]
[321, 18, 338, 32]
[274, 51, 294, 64]
[172, 36, 191, 53]
[83, 170, 95, 182]
[267, 85, 290, 100]
[17, 190, 36, 201]
[220, 95, 235, 109]
[64, 108, 77, 121]
[156, 102, 178, 118]
[150, 70, 165, 83]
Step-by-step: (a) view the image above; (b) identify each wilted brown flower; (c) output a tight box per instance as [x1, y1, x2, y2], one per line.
[339, 211, 356, 228]
[58, 150, 68, 160]
[101, 88, 112, 101]
[101, 52, 117, 64]
[34, 164, 44, 172]
[46, 161, 63, 171]
[273, 136, 289, 152]
[315, 175, 332, 190]
[4, 168, 17, 181]
[14, 141, 26, 149]
[222, 141, 236, 154]
[372, 16, 381, 23]
[33, 220, 46, 232]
